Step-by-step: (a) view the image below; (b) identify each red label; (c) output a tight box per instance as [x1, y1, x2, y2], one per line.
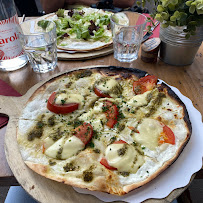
[0, 14, 23, 60]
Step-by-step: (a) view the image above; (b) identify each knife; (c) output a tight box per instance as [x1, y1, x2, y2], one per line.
[142, 21, 160, 43]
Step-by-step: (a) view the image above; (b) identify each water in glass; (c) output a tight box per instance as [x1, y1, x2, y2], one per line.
[113, 30, 140, 63]
[24, 38, 57, 73]
[110, 12, 147, 63]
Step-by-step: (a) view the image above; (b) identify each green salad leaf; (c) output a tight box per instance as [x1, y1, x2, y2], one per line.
[60, 17, 70, 29]
[37, 20, 50, 30]
[56, 9, 65, 18]
[72, 12, 83, 20]
[54, 8, 112, 43]
[99, 15, 110, 25]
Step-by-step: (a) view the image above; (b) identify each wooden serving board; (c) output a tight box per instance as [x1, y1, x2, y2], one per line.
[57, 45, 113, 61]
[0, 65, 189, 203]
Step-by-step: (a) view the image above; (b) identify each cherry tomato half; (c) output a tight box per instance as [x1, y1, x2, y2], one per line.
[47, 92, 79, 114]
[100, 141, 127, 170]
[100, 157, 117, 170]
[73, 122, 93, 145]
[103, 101, 119, 128]
[133, 75, 158, 95]
[159, 125, 175, 145]
[113, 140, 127, 144]
[94, 87, 111, 98]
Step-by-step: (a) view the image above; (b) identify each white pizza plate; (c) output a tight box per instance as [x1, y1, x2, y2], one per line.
[74, 81, 203, 202]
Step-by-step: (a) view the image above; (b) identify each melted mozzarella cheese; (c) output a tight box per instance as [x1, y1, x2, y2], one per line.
[78, 109, 94, 120]
[96, 78, 118, 92]
[79, 102, 106, 128]
[93, 101, 104, 113]
[127, 91, 151, 107]
[45, 137, 65, 159]
[43, 137, 55, 149]
[55, 93, 84, 109]
[105, 144, 144, 172]
[61, 136, 84, 159]
[90, 119, 104, 132]
[45, 136, 84, 159]
[133, 118, 163, 150]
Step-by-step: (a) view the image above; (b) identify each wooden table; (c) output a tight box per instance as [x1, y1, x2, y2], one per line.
[0, 39, 202, 201]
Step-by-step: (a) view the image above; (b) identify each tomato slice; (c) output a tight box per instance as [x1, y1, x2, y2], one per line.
[127, 126, 139, 133]
[159, 125, 175, 145]
[47, 92, 79, 114]
[94, 87, 111, 98]
[113, 140, 127, 144]
[73, 122, 93, 145]
[133, 75, 158, 95]
[42, 144, 46, 154]
[100, 157, 117, 170]
[103, 101, 118, 128]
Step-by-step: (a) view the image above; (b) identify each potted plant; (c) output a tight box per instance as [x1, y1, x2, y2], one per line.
[138, 0, 203, 65]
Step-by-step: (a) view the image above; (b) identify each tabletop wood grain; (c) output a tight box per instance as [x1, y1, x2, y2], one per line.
[0, 19, 202, 200]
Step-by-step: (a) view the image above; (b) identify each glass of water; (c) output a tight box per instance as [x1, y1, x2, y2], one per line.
[110, 12, 147, 63]
[19, 20, 57, 73]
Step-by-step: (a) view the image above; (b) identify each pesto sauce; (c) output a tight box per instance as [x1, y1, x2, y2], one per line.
[111, 84, 123, 96]
[117, 144, 127, 156]
[65, 81, 72, 88]
[63, 162, 77, 172]
[110, 136, 116, 144]
[117, 124, 125, 132]
[119, 171, 130, 177]
[49, 160, 56, 166]
[48, 115, 55, 127]
[27, 128, 43, 141]
[56, 147, 63, 159]
[86, 141, 94, 148]
[134, 85, 142, 94]
[73, 120, 83, 128]
[135, 146, 144, 156]
[94, 77, 108, 86]
[93, 148, 100, 153]
[146, 93, 166, 117]
[36, 121, 44, 128]
[83, 171, 93, 182]
[146, 91, 153, 103]
[49, 128, 63, 141]
[27, 121, 44, 141]
[77, 70, 92, 78]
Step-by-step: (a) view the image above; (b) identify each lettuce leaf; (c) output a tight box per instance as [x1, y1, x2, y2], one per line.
[99, 15, 110, 25]
[56, 9, 65, 18]
[60, 17, 69, 29]
[37, 20, 50, 30]
[54, 8, 112, 42]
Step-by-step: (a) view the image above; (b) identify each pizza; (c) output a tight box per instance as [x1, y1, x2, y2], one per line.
[17, 66, 191, 195]
[37, 7, 128, 51]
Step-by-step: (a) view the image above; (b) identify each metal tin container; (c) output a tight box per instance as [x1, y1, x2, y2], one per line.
[159, 26, 203, 66]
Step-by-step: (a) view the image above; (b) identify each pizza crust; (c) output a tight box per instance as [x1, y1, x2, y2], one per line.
[17, 66, 192, 196]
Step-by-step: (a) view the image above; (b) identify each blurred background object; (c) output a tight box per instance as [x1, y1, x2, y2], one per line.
[14, 0, 151, 16]
[14, 0, 44, 16]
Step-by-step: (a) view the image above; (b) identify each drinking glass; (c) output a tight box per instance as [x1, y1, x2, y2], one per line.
[110, 12, 147, 63]
[19, 20, 57, 73]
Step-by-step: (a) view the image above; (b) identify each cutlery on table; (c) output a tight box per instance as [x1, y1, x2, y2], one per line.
[142, 21, 160, 43]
